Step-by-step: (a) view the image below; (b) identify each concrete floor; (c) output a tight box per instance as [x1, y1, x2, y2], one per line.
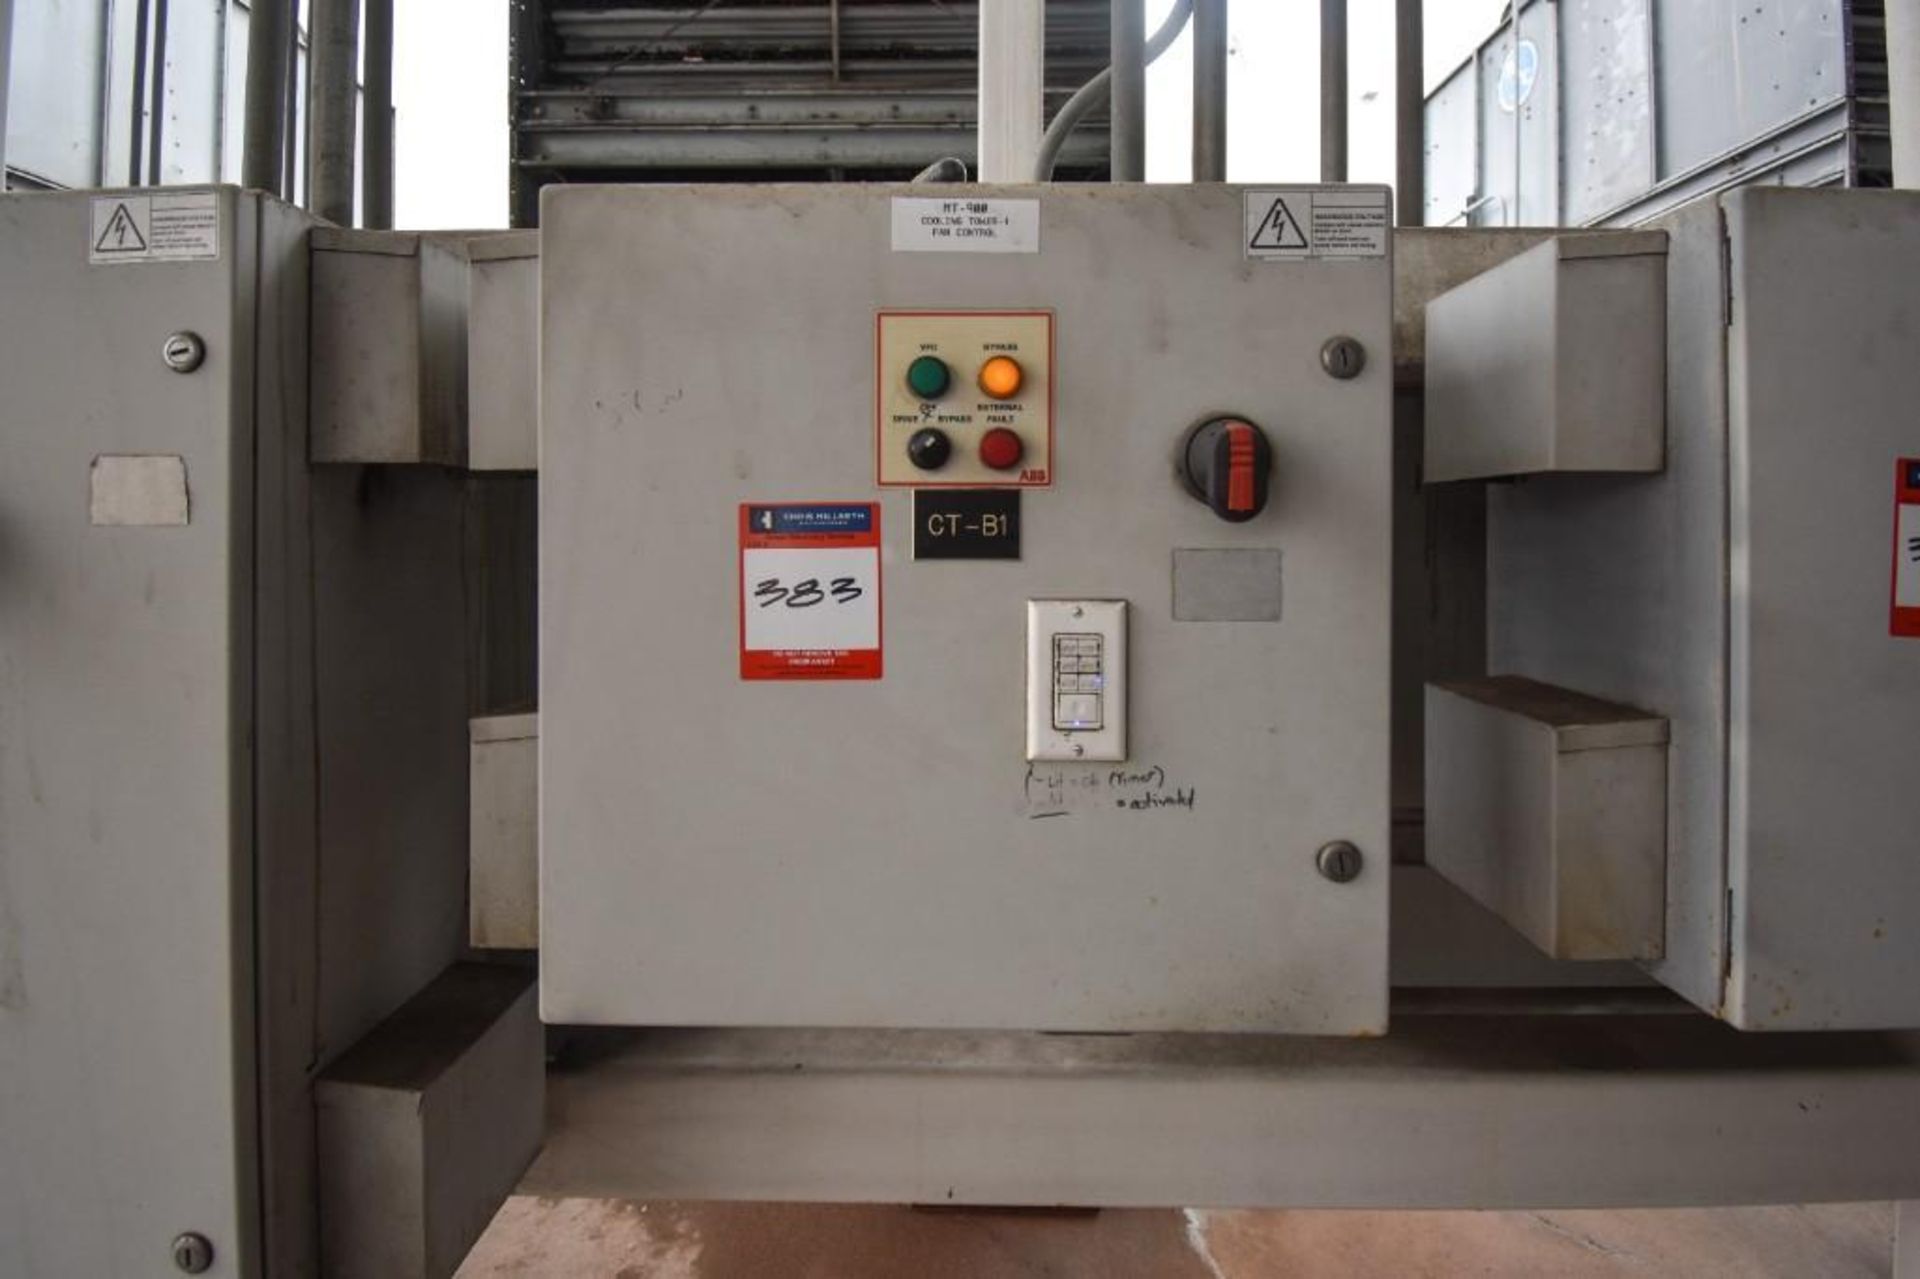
[457, 1198, 1897, 1278]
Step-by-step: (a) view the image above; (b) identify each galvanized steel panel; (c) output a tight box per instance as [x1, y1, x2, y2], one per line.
[1654, 0, 1846, 182]
[1422, 67, 1479, 226]
[4, 0, 107, 186]
[1561, 0, 1655, 224]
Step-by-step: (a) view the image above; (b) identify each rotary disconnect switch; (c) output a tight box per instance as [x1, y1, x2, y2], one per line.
[1180, 416, 1273, 522]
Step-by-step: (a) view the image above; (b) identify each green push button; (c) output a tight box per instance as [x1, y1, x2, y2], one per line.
[906, 355, 952, 400]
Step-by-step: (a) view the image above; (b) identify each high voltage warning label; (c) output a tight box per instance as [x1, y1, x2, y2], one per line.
[90, 193, 221, 265]
[1244, 189, 1389, 261]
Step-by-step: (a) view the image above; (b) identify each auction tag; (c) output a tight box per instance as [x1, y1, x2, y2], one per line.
[740, 503, 883, 679]
[1893, 459, 1920, 638]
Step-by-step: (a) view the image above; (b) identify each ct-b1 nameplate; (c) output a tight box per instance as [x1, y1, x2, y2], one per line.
[912, 490, 1021, 560]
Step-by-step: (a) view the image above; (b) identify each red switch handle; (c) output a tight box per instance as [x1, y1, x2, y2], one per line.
[1179, 416, 1272, 523]
[1226, 422, 1257, 514]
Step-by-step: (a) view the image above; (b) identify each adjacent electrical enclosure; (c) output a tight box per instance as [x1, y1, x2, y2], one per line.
[1485, 189, 1920, 1029]
[0, 188, 324, 1277]
[540, 185, 1394, 1034]
[1426, 232, 1667, 482]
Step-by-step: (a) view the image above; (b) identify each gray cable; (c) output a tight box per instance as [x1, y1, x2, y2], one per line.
[913, 156, 970, 183]
[1034, 0, 1195, 181]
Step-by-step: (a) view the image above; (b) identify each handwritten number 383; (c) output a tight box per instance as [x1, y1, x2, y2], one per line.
[755, 577, 864, 609]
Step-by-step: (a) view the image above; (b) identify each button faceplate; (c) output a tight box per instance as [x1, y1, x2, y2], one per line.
[1027, 600, 1127, 762]
[876, 311, 1054, 488]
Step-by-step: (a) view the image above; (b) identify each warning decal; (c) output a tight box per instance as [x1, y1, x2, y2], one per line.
[1244, 188, 1390, 261]
[1248, 197, 1309, 251]
[740, 503, 883, 680]
[90, 193, 221, 265]
[1892, 459, 1920, 638]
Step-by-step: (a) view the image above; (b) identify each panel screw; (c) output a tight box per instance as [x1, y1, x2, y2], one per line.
[162, 331, 207, 374]
[1320, 336, 1366, 380]
[1315, 840, 1364, 883]
[172, 1232, 215, 1274]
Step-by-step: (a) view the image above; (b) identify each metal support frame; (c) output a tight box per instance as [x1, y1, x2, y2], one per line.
[282, 12, 300, 197]
[1395, 0, 1424, 224]
[1891, 0, 1920, 187]
[1321, 0, 1348, 182]
[1110, 0, 1146, 180]
[308, 0, 361, 224]
[526, 1018, 1920, 1208]
[127, 0, 152, 184]
[242, 0, 294, 195]
[363, 0, 394, 228]
[1900, 1202, 1920, 1279]
[979, 0, 1044, 182]
[146, 0, 169, 184]
[510, 0, 545, 228]
[1192, 0, 1228, 181]
[0, 0, 12, 184]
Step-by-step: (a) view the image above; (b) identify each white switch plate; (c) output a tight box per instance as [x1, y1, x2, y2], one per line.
[1026, 600, 1127, 761]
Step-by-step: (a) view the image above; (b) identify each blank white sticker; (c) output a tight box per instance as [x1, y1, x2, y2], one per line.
[891, 198, 1039, 254]
[90, 455, 189, 526]
[742, 547, 880, 652]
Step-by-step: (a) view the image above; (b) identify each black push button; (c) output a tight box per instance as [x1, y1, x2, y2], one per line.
[908, 427, 953, 471]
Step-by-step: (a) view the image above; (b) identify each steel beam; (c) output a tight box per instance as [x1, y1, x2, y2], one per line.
[1395, 0, 1423, 224]
[0, 0, 11, 183]
[523, 90, 975, 127]
[516, 127, 1107, 171]
[1891, 0, 1920, 186]
[978, 0, 1044, 181]
[1322, 0, 1348, 182]
[549, 3, 1107, 52]
[526, 1018, 1920, 1208]
[308, 0, 361, 224]
[242, 0, 293, 195]
[1192, 0, 1228, 181]
[1110, 0, 1145, 179]
[363, 0, 394, 228]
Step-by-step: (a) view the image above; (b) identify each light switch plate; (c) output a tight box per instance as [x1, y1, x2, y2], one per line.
[1027, 600, 1127, 761]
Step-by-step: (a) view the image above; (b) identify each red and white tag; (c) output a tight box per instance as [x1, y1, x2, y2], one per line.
[739, 503, 883, 680]
[1893, 459, 1920, 638]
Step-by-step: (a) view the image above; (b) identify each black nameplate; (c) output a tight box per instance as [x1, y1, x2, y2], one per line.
[912, 489, 1021, 560]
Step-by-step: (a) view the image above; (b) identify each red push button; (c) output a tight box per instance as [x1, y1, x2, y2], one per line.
[979, 427, 1025, 471]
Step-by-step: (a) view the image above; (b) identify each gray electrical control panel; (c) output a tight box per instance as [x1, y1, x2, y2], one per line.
[540, 185, 1393, 1034]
